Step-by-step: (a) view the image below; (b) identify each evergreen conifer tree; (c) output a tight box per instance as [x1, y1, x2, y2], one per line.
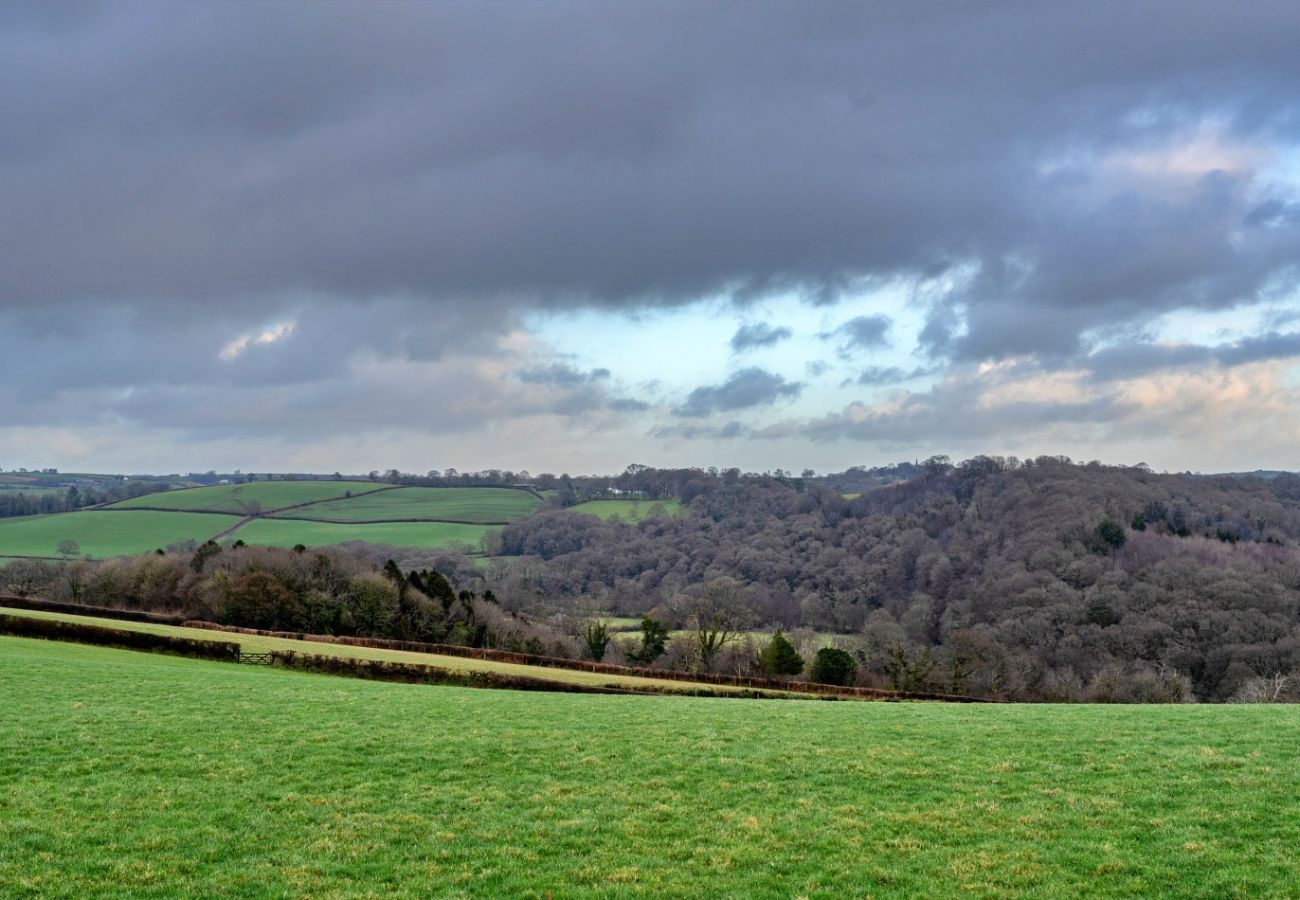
[758, 629, 804, 677]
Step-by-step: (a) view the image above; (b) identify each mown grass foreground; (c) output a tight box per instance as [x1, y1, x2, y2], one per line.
[3, 637, 1299, 897]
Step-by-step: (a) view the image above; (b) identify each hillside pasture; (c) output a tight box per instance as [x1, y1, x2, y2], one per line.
[0, 510, 231, 559]
[567, 499, 684, 522]
[0, 607, 778, 695]
[3, 636, 1299, 897]
[106, 480, 387, 514]
[271, 486, 540, 524]
[227, 518, 492, 552]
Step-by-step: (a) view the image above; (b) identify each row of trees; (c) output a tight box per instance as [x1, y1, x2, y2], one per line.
[0, 480, 169, 519]
[2, 545, 573, 656]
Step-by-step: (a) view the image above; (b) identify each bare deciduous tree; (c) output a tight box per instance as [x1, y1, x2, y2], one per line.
[1230, 673, 1296, 704]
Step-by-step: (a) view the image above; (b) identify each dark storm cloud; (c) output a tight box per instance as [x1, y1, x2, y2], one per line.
[853, 365, 937, 386]
[730, 322, 793, 352]
[824, 315, 893, 353]
[516, 364, 611, 387]
[5, 0, 1300, 330]
[1083, 330, 1300, 381]
[673, 368, 803, 418]
[606, 397, 652, 413]
[4, 0, 1300, 454]
[651, 420, 748, 441]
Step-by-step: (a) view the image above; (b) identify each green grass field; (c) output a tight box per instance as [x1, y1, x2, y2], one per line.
[0, 510, 231, 558]
[272, 487, 540, 524]
[568, 499, 684, 522]
[227, 518, 492, 552]
[3, 636, 1298, 897]
[107, 481, 387, 514]
[0, 607, 767, 695]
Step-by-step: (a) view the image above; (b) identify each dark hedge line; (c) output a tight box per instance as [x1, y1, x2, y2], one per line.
[268, 650, 631, 694]
[188, 620, 989, 702]
[0, 613, 240, 661]
[0, 594, 188, 625]
[268, 650, 793, 699]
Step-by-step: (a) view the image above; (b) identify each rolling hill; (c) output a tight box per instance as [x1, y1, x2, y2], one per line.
[0, 483, 544, 558]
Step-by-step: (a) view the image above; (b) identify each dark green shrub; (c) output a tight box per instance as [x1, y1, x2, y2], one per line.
[584, 620, 610, 661]
[758, 629, 803, 677]
[1085, 599, 1119, 627]
[809, 647, 857, 686]
[627, 616, 669, 665]
[1092, 519, 1126, 552]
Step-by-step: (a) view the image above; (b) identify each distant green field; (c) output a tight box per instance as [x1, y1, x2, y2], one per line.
[842, 492, 862, 500]
[107, 481, 387, 514]
[568, 499, 684, 522]
[4, 637, 1299, 897]
[273, 486, 540, 524]
[0, 510, 231, 558]
[228, 518, 492, 552]
[601, 616, 645, 630]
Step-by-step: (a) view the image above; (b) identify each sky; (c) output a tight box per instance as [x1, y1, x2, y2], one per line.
[2, 1, 1299, 476]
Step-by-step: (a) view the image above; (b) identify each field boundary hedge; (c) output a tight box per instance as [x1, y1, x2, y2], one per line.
[97, 484, 402, 516]
[182, 620, 991, 702]
[0, 612, 239, 662]
[269, 650, 792, 699]
[95, 506, 244, 517]
[0, 595, 188, 624]
[270, 651, 627, 694]
[264, 515, 513, 526]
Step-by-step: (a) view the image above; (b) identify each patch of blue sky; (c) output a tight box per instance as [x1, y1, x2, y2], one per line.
[524, 283, 938, 415]
[1143, 303, 1297, 347]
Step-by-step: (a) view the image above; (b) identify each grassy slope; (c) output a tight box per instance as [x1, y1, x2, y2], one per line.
[567, 499, 684, 522]
[0, 607, 761, 695]
[3, 637, 1299, 898]
[272, 487, 540, 524]
[226, 519, 491, 552]
[107, 481, 387, 514]
[0, 511, 231, 558]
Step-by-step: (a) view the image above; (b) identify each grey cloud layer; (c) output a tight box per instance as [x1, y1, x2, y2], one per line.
[3, 1, 1300, 463]
[1083, 331, 1300, 381]
[673, 368, 803, 418]
[825, 315, 893, 353]
[731, 322, 793, 352]
[6, 2, 1300, 330]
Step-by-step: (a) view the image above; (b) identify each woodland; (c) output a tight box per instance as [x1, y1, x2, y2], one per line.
[6, 457, 1300, 702]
